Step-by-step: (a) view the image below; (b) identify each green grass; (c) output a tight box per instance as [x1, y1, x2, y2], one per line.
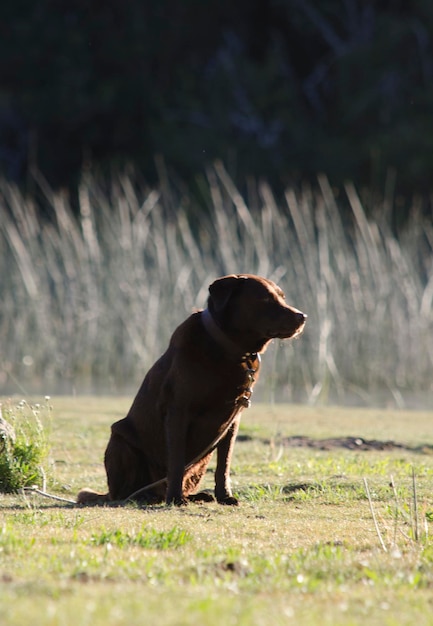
[0, 399, 51, 492]
[89, 526, 191, 550]
[1, 397, 433, 625]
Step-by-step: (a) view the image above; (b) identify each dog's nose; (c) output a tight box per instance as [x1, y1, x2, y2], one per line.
[298, 312, 307, 323]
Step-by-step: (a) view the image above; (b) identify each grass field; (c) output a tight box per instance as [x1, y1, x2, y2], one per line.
[1, 396, 433, 625]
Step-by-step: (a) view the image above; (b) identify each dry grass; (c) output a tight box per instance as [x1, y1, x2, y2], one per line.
[1, 167, 432, 406]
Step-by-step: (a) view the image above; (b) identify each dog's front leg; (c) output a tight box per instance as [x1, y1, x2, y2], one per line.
[214, 414, 241, 505]
[165, 410, 188, 505]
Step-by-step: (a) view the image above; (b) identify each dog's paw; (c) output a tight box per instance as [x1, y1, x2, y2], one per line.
[217, 495, 239, 506]
[166, 496, 188, 507]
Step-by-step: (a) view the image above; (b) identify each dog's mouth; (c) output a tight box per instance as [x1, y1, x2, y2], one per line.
[291, 322, 306, 338]
[267, 319, 306, 340]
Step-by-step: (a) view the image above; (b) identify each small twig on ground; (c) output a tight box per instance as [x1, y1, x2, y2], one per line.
[389, 474, 399, 547]
[364, 477, 387, 552]
[412, 467, 419, 542]
[21, 486, 76, 505]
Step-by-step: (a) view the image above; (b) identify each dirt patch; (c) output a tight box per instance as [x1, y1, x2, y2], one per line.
[238, 434, 433, 454]
[281, 435, 407, 452]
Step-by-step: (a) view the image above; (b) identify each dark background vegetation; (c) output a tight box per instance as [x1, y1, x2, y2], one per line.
[1, 0, 432, 215]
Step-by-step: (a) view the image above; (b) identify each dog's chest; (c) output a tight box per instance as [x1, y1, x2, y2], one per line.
[191, 356, 260, 430]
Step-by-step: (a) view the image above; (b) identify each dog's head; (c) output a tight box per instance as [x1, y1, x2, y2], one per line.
[207, 274, 306, 353]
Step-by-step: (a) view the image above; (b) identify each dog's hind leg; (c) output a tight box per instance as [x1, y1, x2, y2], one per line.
[104, 432, 163, 503]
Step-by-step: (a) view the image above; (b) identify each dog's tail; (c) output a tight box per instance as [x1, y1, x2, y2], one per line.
[76, 488, 111, 505]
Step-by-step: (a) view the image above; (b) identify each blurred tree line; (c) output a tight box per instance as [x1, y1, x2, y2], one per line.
[0, 0, 432, 205]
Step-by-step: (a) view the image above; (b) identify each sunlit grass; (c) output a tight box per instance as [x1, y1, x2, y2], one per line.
[90, 525, 191, 550]
[1, 398, 433, 624]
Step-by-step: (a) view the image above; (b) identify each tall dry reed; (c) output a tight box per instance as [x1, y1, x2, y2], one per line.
[0, 165, 432, 406]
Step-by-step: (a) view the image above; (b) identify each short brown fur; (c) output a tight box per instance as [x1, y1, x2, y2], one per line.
[77, 274, 306, 506]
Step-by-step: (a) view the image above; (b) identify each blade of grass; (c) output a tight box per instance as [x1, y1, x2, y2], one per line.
[363, 477, 387, 552]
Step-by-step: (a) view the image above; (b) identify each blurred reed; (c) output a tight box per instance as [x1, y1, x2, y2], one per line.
[0, 164, 431, 406]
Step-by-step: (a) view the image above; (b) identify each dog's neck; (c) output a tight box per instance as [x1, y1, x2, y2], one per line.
[201, 308, 257, 361]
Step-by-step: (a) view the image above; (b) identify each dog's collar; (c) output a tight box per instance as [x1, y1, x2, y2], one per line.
[201, 308, 258, 362]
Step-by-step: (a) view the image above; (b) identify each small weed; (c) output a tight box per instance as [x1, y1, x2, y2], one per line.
[0, 523, 35, 554]
[365, 469, 433, 551]
[12, 510, 86, 530]
[90, 526, 192, 550]
[238, 483, 285, 502]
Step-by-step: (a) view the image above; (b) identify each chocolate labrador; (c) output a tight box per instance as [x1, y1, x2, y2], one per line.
[77, 274, 306, 506]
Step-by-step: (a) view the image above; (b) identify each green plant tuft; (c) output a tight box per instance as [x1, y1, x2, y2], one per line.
[0, 399, 51, 493]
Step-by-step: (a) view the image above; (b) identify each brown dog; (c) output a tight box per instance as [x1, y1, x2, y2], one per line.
[77, 274, 306, 506]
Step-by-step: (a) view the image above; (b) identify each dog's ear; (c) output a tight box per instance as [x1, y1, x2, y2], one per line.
[208, 275, 246, 314]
